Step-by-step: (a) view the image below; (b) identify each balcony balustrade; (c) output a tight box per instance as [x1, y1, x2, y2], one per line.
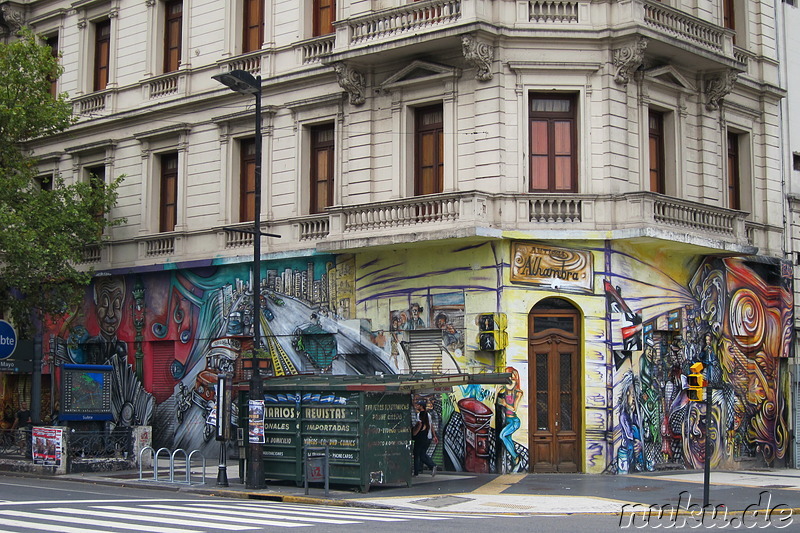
[85, 190, 763, 272]
[73, 92, 108, 117]
[147, 72, 181, 99]
[346, 0, 462, 46]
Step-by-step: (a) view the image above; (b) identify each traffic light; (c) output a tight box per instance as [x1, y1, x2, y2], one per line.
[687, 362, 706, 402]
[476, 313, 508, 351]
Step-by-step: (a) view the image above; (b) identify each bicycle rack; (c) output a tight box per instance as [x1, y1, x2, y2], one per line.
[187, 449, 206, 485]
[138, 446, 205, 485]
[138, 446, 153, 481]
[154, 447, 170, 481]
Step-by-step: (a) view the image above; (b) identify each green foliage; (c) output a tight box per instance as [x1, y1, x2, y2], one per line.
[0, 29, 123, 337]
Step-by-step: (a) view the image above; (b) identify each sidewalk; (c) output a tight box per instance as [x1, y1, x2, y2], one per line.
[49, 463, 800, 516]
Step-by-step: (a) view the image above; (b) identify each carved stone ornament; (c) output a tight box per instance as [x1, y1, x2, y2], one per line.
[0, 3, 25, 37]
[333, 62, 366, 106]
[705, 70, 738, 111]
[613, 38, 648, 86]
[462, 35, 493, 82]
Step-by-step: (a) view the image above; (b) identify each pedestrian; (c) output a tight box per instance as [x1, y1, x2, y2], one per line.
[412, 400, 438, 477]
[11, 402, 32, 457]
[11, 402, 31, 431]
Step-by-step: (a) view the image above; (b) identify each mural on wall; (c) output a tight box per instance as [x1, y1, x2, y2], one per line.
[38, 254, 374, 452]
[609, 256, 791, 473]
[24, 237, 791, 474]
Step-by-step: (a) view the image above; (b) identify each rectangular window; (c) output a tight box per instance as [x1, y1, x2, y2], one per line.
[415, 105, 444, 196]
[648, 110, 665, 194]
[243, 0, 264, 53]
[86, 165, 106, 227]
[727, 132, 741, 210]
[723, 0, 735, 30]
[94, 19, 111, 91]
[164, 0, 182, 73]
[310, 124, 334, 214]
[46, 34, 59, 98]
[313, 0, 335, 36]
[240, 138, 257, 222]
[36, 174, 54, 192]
[529, 94, 577, 192]
[159, 153, 178, 232]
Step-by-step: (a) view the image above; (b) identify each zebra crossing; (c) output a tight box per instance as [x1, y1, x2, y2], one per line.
[0, 499, 487, 532]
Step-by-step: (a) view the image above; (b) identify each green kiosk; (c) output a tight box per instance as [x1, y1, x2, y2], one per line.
[244, 373, 509, 492]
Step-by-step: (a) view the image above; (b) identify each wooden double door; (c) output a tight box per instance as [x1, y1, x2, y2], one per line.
[528, 302, 581, 473]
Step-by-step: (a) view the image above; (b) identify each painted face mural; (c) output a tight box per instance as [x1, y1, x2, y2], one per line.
[611, 256, 790, 473]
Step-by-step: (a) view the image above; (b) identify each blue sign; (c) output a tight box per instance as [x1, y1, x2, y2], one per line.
[0, 320, 17, 359]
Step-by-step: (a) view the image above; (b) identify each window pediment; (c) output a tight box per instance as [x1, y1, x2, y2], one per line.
[643, 65, 695, 93]
[379, 60, 459, 91]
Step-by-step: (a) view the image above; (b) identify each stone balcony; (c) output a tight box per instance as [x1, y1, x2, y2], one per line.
[81, 191, 765, 271]
[324, 0, 741, 70]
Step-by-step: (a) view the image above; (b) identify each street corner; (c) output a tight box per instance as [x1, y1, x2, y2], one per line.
[358, 493, 637, 515]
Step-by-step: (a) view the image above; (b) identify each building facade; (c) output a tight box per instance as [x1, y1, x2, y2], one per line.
[0, 0, 794, 474]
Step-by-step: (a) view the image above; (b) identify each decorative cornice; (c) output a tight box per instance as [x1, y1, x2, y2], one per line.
[612, 38, 647, 86]
[333, 62, 366, 106]
[705, 70, 738, 111]
[462, 35, 493, 82]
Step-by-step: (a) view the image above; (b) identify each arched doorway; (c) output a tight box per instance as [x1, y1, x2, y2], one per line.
[528, 298, 581, 473]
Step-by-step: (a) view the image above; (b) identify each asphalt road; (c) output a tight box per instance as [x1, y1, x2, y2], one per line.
[0, 475, 530, 533]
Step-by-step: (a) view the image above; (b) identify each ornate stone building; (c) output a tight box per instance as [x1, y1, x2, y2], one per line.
[1, 0, 794, 473]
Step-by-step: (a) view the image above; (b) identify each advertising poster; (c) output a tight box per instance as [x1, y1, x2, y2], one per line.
[248, 400, 265, 444]
[32, 427, 63, 466]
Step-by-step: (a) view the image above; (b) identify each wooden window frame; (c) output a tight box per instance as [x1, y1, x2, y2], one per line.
[239, 138, 257, 222]
[723, 0, 735, 30]
[727, 132, 741, 210]
[243, 0, 264, 54]
[528, 93, 578, 193]
[648, 110, 666, 194]
[46, 34, 59, 98]
[159, 153, 179, 233]
[163, 0, 183, 73]
[414, 104, 444, 197]
[310, 124, 335, 214]
[93, 19, 111, 91]
[313, 0, 335, 37]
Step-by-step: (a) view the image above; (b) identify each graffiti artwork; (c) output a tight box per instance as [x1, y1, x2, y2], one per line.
[19, 238, 789, 475]
[609, 256, 791, 472]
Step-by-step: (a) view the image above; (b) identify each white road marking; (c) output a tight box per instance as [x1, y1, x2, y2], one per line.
[49, 507, 259, 530]
[233, 501, 466, 520]
[0, 510, 201, 533]
[180, 503, 359, 524]
[96, 505, 311, 528]
[0, 517, 115, 533]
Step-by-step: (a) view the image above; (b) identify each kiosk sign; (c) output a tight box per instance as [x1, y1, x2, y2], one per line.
[0, 320, 17, 359]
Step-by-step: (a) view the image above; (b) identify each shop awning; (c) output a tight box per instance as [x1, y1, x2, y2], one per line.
[259, 372, 512, 392]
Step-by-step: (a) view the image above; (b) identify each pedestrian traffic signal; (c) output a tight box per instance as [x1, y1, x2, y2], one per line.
[687, 362, 706, 402]
[476, 313, 508, 351]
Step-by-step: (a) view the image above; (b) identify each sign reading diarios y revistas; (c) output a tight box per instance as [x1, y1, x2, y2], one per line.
[511, 242, 594, 293]
[0, 320, 18, 359]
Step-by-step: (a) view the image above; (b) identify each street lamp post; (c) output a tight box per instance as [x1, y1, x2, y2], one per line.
[212, 69, 269, 490]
